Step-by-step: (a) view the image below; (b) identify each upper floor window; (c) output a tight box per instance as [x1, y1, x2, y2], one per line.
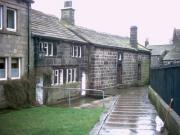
[7, 8, 17, 32]
[0, 58, 7, 80]
[39, 42, 53, 56]
[72, 45, 81, 58]
[11, 58, 21, 79]
[0, 6, 2, 30]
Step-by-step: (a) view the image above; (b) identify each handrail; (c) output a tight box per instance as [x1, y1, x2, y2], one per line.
[64, 88, 105, 107]
[42, 86, 105, 107]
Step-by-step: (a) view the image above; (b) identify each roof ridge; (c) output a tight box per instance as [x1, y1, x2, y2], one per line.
[32, 9, 59, 20]
[71, 25, 129, 39]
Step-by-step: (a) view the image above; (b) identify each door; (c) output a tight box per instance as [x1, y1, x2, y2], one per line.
[81, 72, 86, 96]
[117, 63, 122, 84]
[36, 77, 44, 105]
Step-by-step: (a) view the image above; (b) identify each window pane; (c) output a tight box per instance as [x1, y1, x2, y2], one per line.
[11, 58, 19, 78]
[7, 9, 15, 29]
[48, 43, 53, 56]
[59, 70, 63, 85]
[74, 46, 77, 57]
[43, 42, 48, 56]
[0, 58, 5, 78]
[78, 46, 81, 57]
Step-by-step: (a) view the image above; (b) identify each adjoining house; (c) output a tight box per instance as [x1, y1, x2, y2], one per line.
[0, 0, 151, 106]
[31, 0, 150, 104]
[0, 0, 33, 108]
[163, 29, 180, 65]
[147, 44, 174, 67]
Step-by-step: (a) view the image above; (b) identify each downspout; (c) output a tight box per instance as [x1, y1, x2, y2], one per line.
[27, 2, 30, 77]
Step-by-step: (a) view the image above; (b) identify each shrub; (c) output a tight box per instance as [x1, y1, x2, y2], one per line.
[4, 72, 36, 109]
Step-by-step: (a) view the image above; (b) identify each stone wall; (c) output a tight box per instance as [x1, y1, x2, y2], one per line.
[122, 52, 138, 85]
[89, 47, 150, 89]
[0, 86, 7, 109]
[138, 53, 150, 85]
[89, 47, 118, 89]
[0, 0, 29, 108]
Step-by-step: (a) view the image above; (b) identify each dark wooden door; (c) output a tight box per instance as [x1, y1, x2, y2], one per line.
[117, 63, 122, 84]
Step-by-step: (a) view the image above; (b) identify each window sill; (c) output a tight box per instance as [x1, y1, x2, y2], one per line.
[11, 77, 20, 80]
[0, 78, 7, 81]
[0, 29, 20, 36]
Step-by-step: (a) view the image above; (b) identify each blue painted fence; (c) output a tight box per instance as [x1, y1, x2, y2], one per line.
[150, 65, 180, 116]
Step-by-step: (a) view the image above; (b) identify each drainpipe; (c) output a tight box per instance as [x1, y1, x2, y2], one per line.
[27, 2, 31, 77]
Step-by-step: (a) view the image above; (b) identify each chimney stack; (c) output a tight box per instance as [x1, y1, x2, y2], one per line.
[130, 26, 138, 48]
[145, 39, 149, 47]
[61, 0, 75, 25]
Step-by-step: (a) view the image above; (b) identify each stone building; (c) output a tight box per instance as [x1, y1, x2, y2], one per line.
[163, 29, 180, 65]
[0, 0, 33, 108]
[31, 0, 150, 104]
[147, 44, 174, 67]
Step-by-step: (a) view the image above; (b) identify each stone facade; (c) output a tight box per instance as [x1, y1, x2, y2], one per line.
[0, 0, 31, 108]
[89, 47, 118, 89]
[89, 47, 150, 89]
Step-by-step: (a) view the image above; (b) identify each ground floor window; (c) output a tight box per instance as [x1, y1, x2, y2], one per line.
[0, 58, 7, 80]
[52, 69, 63, 85]
[11, 58, 21, 79]
[52, 68, 77, 85]
[66, 68, 77, 83]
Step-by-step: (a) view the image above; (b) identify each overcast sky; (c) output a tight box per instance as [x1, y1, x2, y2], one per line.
[32, 0, 180, 45]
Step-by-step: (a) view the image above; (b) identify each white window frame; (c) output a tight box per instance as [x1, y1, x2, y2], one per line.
[7, 8, 17, 32]
[39, 42, 53, 57]
[0, 58, 7, 81]
[52, 69, 63, 86]
[72, 45, 81, 58]
[49, 43, 54, 56]
[54, 70, 59, 85]
[66, 68, 77, 83]
[0, 6, 2, 30]
[11, 58, 21, 80]
[43, 42, 48, 56]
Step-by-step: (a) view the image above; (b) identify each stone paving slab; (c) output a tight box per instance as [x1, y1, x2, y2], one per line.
[91, 87, 168, 135]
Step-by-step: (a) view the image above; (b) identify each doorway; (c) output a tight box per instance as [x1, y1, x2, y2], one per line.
[81, 72, 86, 96]
[117, 63, 122, 84]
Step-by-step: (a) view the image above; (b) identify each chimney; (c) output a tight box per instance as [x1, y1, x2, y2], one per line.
[130, 26, 138, 48]
[145, 39, 149, 47]
[61, 0, 75, 25]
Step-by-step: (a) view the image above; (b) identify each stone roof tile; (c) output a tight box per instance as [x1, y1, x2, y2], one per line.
[31, 10, 87, 43]
[147, 44, 174, 56]
[67, 25, 149, 52]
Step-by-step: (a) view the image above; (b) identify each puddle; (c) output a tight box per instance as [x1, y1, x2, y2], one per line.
[52, 96, 102, 107]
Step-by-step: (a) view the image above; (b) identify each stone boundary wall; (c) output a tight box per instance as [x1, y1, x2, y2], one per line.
[148, 86, 180, 135]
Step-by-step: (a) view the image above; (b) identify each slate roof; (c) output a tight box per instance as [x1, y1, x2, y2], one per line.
[147, 44, 174, 56]
[67, 25, 149, 52]
[31, 10, 87, 43]
[163, 46, 180, 61]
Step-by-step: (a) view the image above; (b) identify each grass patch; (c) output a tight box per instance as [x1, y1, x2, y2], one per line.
[0, 106, 103, 135]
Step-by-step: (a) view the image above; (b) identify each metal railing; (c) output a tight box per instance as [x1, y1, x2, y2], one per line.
[64, 88, 105, 107]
